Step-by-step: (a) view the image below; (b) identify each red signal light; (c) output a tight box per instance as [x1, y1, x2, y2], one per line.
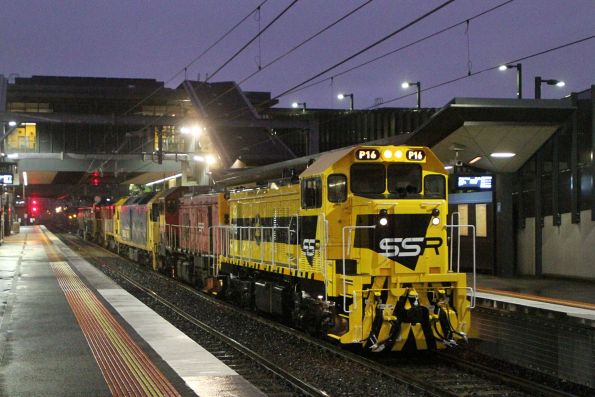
[89, 171, 101, 186]
[28, 198, 41, 216]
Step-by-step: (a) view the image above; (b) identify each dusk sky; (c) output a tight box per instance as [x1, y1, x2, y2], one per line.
[1, 0, 593, 109]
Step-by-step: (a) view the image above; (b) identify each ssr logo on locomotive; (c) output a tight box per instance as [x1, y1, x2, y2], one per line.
[302, 239, 319, 257]
[379, 237, 442, 258]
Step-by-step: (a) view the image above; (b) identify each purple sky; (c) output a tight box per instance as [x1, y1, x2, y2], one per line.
[1, 0, 594, 109]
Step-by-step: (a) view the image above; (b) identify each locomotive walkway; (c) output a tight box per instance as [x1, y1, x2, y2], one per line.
[0, 226, 264, 396]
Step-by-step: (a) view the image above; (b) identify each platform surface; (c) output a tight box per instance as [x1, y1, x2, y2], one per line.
[0, 226, 265, 396]
[469, 273, 595, 322]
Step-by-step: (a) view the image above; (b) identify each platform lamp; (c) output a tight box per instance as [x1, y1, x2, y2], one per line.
[291, 101, 306, 113]
[499, 63, 523, 99]
[401, 81, 421, 109]
[337, 93, 354, 111]
[534, 76, 565, 99]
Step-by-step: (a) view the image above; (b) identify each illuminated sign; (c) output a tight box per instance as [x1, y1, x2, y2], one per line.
[0, 174, 13, 185]
[355, 149, 380, 160]
[457, 175, 493, 190]
[406, 149, 426, 161]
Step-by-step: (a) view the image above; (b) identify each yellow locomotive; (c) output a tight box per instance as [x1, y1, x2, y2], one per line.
[214, 145, 471, 351]
[85, 144, 471, 352]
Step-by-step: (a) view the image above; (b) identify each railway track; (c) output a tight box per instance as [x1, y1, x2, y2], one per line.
[58, 231, 585, 397]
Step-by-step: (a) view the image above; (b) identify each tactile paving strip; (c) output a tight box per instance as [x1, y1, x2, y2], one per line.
[51, 261, 181, 397]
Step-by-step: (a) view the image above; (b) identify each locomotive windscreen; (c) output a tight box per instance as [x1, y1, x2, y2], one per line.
[350, 163, 422, 198]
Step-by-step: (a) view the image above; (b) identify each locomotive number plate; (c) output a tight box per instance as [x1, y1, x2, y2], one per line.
[406, 149, 426, 161]
[355, 149, 380, 161]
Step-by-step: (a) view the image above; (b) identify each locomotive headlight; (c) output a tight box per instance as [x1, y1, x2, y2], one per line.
[379, 209, 388, 226]
[394, 150, 403, 159]
[431, 208, 440, 225]
[383, 149, 393, 159]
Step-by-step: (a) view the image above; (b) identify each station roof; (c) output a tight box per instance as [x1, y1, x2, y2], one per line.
[216, 97, 577, 187]
[374, 97, 576, 173]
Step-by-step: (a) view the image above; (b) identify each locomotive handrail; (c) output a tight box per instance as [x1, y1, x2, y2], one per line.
[446, 221, 476, 310]
[341, 225, 376, 313]
[208, 225, 234, 276]
[323, 216, 329, 302]
[449, 212, 461, 273]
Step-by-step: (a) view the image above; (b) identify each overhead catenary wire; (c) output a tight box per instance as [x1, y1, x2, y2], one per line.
[92, 1, 272, 182]
[276, 0, 514, 100]
[122, 0, 270, 116]
[201, 0, 374, 112]
[206, 0, 299, 82]
[368, 33, 595, 109]
[226, 34, 595, 155]
[270, 0, 456, 102]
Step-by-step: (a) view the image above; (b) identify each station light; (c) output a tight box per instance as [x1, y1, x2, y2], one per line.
[8, 121, 17, 127]
[490, 152, 516, 158]
[469, 156, 482, 165]
[180, 124, 204, 136]
[291, 102, 306, 112]
[534, 76, 566, 99]
[498, 63, 523, 98]
[337, 93, 354, 111]
[145, 173, 182, 186]
[401, 81, 421, 109]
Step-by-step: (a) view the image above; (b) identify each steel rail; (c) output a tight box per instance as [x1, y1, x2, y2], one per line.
[104, 266, 329, 397]
[437, 351, 580, 397]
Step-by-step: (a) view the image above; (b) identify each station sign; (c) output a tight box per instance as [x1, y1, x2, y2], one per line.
[0, 174, 13, 185]
[457, 175, 493, 190]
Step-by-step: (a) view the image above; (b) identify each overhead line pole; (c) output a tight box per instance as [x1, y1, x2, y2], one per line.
[206, 0, 299, 82]
[201, 0, 374, 113]
[122, 0, 269, 116]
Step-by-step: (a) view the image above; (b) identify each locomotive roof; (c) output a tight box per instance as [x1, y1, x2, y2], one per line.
[299, 147, 354, 179]
[123, 191, 156, 205]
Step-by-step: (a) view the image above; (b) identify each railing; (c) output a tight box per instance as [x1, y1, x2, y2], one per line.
[341, 225, 376, 313]
[159, 217, 333, 299]
[103, 219, 114, 235]
[447, 211, 476, 309]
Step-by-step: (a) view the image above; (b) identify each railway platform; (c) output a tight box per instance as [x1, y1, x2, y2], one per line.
[468, 273, 595, 389]
[0, 226, 265, 397]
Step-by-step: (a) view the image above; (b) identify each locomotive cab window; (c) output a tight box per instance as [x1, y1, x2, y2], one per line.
[350, 164, 385, 196]
[388, 164, 421, 198]
[301, 177, 322, 209]
[424, 174, 446, 199]
[328, 174, 347, 203]
[150, 203, 159, 221]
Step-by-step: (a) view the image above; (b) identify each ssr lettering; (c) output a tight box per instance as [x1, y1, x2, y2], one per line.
[379, 237, 442, 258]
